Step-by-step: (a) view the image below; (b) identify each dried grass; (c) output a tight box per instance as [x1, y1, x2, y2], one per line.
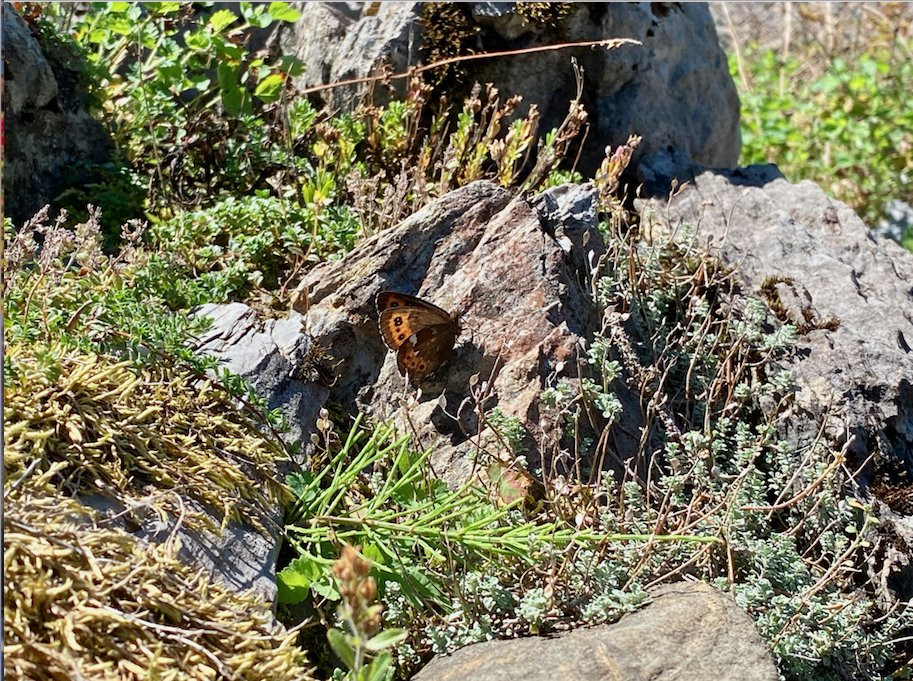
[4, 345, 291, 534]
[3, 483, 313, 681]
[3, 342, 313, 679]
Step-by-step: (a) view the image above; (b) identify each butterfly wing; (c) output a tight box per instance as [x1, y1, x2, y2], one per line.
[396, 323, 459, 380]
[377, 290, 459, 350]
[379, 305, 457, 350]
[376, 290, 461, 379]
[376, 291, 452, 318]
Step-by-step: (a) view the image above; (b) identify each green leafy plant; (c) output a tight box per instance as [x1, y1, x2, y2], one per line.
[734, 39, 913, 240]
[327, 545, 407, 681]
[278, 412, 718, 677]
[143, 193, 358, 307]
[58, 2, 303, 210]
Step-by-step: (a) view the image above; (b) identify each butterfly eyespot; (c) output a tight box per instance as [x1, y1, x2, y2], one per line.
[390, 301, 400, 308]
[418, 363, 426, 371]
[397, 333, 406, 341]
[394, 316, 403, 326]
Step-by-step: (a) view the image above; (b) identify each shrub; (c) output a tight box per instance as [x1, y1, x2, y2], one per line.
[734, 39, 913, 240]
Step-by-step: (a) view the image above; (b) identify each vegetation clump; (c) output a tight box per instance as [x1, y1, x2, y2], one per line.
[5, 3, 911, 680]
[732, 35, 913, 247]
[4, 483, 313, 681]
[4, 345, 290, 534]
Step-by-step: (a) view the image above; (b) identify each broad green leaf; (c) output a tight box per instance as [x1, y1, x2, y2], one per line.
[148, 2, 181, 13]
[279, 55, 307, 77]
[87, 27, 108, 44]
[185, 31, 211, 51]
[364, 628, 407, 652]
[311, 574, 340, 601]
[276, 554, 324, 604]
[157, 63, 183, 84]
[220, 86, 243, 116]
[243, 2, 273, 28]
[362, 543, 385, 566]
[217, 62, 239, 90]
[268, 2, 301, 23]
[327, 628, 356, 670]
[188, 74, 212, 91]
[212, 35, 245, 61]
[254, 73, 285, 103]
[287, 470, 316, 497]
[107, 18, 133, 36]
[209, 9, 238, 32]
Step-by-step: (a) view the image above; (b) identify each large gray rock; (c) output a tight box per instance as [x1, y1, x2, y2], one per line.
[3, 5, 113, 227]
[644, 166, 913, 483]
[278, 2, 740, 176]
[193, 302, 327, 450]
[413, 581, 779, 681]
[294, 180, 645, 484]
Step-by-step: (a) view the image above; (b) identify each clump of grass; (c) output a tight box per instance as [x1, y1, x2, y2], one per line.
[3, 483, 313, 681]
[4, 204, 296, 534]
[4, 344, 291, 534]
[3, 206, 286, 430]
[4, 206, 204, 364]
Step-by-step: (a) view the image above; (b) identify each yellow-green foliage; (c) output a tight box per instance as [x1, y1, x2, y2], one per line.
[734, 38, 913, 243]
[3, 487, 313, 681]
[514, 2, 575, 27]
[4, 345, 291, 534]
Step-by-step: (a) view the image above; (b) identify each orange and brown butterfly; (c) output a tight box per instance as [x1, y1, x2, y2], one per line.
[376, 290, 461, 381]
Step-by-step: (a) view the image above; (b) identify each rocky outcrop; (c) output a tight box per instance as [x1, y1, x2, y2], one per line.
[193, 302, 327, 450]
[413, 581, 779, 681]
[191, 167, 913, 610]
[277, 2, 740, 176]
[292, 180, 639, 483]
[644, 166, 913, 486]
[3, 5, 113, 227]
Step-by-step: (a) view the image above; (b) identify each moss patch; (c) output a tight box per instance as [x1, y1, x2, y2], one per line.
[3, 487, 313, 680]
[4, 344, 291, 534]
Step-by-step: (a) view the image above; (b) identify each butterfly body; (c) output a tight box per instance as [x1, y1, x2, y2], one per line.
[376, 291, 460, 380]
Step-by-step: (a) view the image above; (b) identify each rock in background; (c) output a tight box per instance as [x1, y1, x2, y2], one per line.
[275, 2, 740, 177]
[3, 5, 113, 227]
[644, 166, 913, 488]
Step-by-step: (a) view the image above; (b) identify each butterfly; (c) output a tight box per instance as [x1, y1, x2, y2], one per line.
[376, 290, 461, 381]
